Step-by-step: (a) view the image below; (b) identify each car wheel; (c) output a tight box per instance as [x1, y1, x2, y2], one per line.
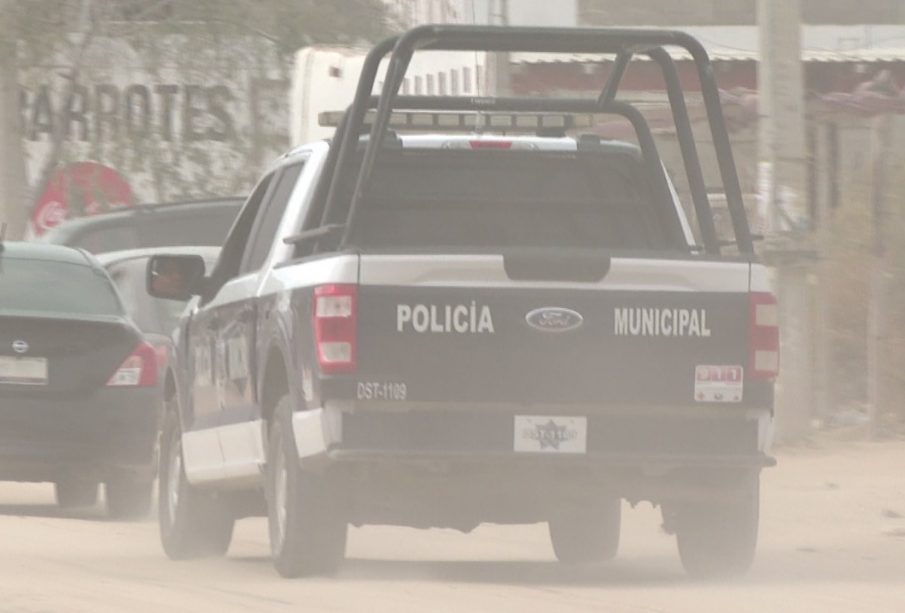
[549, 496, 621, 564]
[158, 403, 234, 559]
[676, 475, 760, 579]
[266, 395, 347, 578]
[55, 478, 99, 509]
[105, 475, 153, 520]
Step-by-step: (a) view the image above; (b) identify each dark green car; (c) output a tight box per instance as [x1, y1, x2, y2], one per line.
[0, 242, 161, 519]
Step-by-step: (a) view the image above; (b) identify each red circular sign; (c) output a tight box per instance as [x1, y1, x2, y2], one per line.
[31, 162, 134, 236]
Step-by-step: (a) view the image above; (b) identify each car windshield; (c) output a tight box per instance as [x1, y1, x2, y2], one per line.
[0, 257, 122, 316]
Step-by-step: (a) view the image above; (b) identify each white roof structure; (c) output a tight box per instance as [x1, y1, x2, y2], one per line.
[511, 25, 905, 64]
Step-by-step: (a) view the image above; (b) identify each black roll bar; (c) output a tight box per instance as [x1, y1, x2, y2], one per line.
[583, 45, 721, 254]
[647, 48, 721, 254]
[315, 25, 753, 255]
[334, 96, 688, 250]
[319, 37, 397, 230]
[598, 51, 632, 106]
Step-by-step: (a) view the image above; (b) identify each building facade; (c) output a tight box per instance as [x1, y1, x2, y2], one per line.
[578, 0, 905, 26]
[383, 0, 472, 27]
[19, 31, 290, 216]
[383, 0, 578, 27]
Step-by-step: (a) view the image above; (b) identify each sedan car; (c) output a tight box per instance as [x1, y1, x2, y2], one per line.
[0, 242, 160, 518]
[37, 197, 243, 254]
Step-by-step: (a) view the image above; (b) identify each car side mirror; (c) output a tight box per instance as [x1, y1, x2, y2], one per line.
[146, 254, 206, 301]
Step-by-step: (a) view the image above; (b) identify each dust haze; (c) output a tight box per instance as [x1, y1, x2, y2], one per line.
[1, 439, 904, 612]
[1, 1, 904, 612]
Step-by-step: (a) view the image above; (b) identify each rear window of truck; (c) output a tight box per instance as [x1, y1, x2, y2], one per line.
[346, 150, 684, 251]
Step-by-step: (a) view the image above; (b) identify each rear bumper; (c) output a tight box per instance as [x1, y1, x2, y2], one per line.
[326, 448, 775, 468]
[0, 387, 161, 482]
[293, 404, 772, 527]
[294, 404, 774, 470]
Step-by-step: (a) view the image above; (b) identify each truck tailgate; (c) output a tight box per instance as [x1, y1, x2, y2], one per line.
[355, 255, 754, 407]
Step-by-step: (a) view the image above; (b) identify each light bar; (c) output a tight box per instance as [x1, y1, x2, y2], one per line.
[317, 110, 600, 133]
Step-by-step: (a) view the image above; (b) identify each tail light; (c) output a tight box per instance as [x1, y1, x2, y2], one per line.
[313, 284, 357, 374]
[749, 292, 779, 380]
[107, 342, 159, 387]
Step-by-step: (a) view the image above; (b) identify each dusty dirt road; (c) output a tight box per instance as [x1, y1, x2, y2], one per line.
[1, 438, 904, 613]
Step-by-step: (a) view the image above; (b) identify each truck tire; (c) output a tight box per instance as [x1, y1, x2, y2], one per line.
[549, 497, 621, 564]
[676, 475, 759, 579]
[105, 475, 153, 520]
[158, 404, 234, 559]
[55, 478, 99, 509]
[266, 395, 347, 578]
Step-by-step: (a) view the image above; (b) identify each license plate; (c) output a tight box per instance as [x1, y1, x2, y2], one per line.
[694, 365, 743, 403]
[514, 415, 587, 454]
[0, 356, 48, 385]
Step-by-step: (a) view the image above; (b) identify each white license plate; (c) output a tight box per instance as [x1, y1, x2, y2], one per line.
[694, 365, 744, 403]
[514, 415, 587, 454]
[0, 356, 48, 385]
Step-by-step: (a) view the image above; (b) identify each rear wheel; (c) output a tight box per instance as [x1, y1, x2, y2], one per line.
[549, 497, 621, 564]
[267, 396, 347, 578]
[158, 404, 234, 559]
[675, 475, 760, 579]
[55, 478, 99, 509]
[105, 475, 153, 520]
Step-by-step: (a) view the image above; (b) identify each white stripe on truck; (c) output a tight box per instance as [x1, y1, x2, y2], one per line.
[358, 254, 750, 293]
[263, 254, 359, 296]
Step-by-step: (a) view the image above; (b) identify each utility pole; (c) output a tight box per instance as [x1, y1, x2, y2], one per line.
[0, 0, 29, 239]
[866, 113, 893, 439]
[757, 0, 816, 441]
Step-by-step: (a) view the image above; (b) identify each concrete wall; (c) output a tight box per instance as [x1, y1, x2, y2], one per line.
[656, 114, 875, 244]
[19, 33, 290, 207]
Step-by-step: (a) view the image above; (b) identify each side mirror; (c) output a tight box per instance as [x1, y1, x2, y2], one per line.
[146, 254, 206, 301]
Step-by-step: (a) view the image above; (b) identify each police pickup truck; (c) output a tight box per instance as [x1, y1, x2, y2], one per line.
[148, 26, 778, 578]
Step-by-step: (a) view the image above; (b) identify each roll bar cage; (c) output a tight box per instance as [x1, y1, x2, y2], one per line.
[304, 25, 753, 256]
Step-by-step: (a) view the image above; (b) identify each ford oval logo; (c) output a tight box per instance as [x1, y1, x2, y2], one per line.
[525, 307, 584, 333]
[12, 340, 29, 354]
